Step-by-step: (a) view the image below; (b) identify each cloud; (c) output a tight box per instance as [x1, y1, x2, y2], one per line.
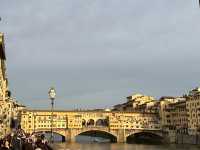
[0, 0, 200, 109]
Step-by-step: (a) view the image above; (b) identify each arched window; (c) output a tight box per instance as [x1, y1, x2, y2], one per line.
[82, 119, 86, 127]
[87, 119, 95, 126]
[96, 119, 109, 127]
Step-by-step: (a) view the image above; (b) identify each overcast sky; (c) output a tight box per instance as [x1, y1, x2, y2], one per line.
[0, 0, 200, 109]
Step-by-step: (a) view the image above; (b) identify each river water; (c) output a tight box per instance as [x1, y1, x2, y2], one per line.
[52, 143, 200, 150]
[46, 134, 200, 150]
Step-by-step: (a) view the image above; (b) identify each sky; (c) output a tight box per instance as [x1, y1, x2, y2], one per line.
[0, 0, 200, 110]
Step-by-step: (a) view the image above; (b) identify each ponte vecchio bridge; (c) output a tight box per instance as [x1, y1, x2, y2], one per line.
[21, 110, 164, 143]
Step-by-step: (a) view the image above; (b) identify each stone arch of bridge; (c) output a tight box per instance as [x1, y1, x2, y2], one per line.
[126, 130, 163, 139]
[126, 130, 163, 143]
[74, 129, 117, 142]
[33, 130, 66, 140]
[73, 128, 117, 138]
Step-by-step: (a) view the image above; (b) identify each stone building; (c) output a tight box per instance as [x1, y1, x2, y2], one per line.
[21, 110, 68, 134]
[158, 96, 187, 142]
[169, 101, 188, 133]
[159, 96, 185, 130]
[186, 87, 200, 135]
[0, 32, 9, 137]
[109, 112, 160, 130]
[20, 109, 161, 143]
[0, 33, 8, 101]
[0, 33, 25, 138]
[21, 110, 115, 134]
[113, 93, 159, 113]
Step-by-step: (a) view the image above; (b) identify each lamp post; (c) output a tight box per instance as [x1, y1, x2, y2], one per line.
[48, 87, 56, 143]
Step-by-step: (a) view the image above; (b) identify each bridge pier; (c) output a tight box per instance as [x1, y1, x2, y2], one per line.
[65, 129, 79, 143]
[116, 129, 126, 143]
[67, 136, 76, 143]
[65, 129, 74, 142]
[64, 129, 71, 142]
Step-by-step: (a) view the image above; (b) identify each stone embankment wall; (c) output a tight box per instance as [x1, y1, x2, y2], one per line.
[175, 134, 200, 145]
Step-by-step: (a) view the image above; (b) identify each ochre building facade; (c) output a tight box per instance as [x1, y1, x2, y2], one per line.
[0, 33, 25, 138]
[20, 110, 161, 143]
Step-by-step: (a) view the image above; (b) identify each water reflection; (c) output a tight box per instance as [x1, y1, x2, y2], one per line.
[76, 135, 111, 143]
[43, 134, 200, 150]
[44, 132, 65, 142]
[52, 143, 200, 150]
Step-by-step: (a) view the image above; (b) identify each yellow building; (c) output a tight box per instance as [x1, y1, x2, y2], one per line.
[159, 97, 185, 130]
[0, 33, 8, 101]
[169, 101, 188, 134]
[0, 33, 25, 138]
[113, 93, 158, 113]
[159, 96, 187, 142]
[20, 109, 161, 134]
[109, 112, 160, 130]
[186, 87, 200, 135]
[0, 33, 9, 138]
[21, 110, 68, 134]
[20, 109, 163, 143]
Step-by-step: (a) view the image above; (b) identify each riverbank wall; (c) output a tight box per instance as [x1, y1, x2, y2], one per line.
[175, 134, 200, 145]
[165, 133, 200, 145]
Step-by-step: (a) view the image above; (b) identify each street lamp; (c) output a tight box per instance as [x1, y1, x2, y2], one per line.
[48, 87, 56, 143]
